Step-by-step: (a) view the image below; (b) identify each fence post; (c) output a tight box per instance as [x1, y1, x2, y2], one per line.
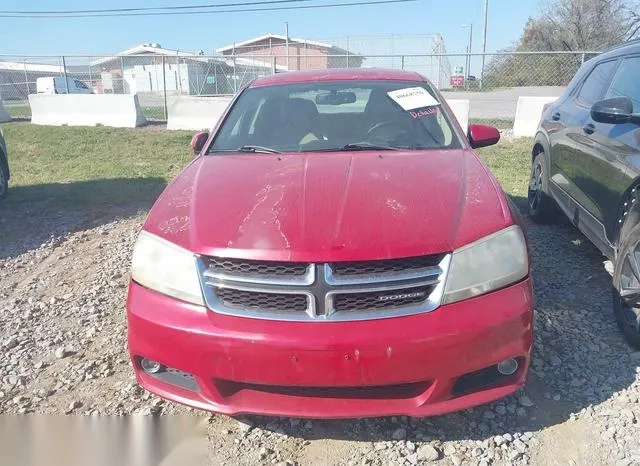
[62, 56, 69, 94]
[194, 61, 199, 96]
[232, 55, 237, 92]
[120, 57, 125, 93]
[272, 56, 277, 74]
[346, 36, 350, 68]
[214, 61, 218, 95]
[176, 52, 183, 95]
[401, 55, 405, 70]
[162, 56, 168, 121]
[23, 60, 29, 98]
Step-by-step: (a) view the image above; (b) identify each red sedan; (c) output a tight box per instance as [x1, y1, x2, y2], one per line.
[127, 68, 534, 419]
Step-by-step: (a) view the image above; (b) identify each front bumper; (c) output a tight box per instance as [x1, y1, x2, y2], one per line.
[126, 278, 534, 419]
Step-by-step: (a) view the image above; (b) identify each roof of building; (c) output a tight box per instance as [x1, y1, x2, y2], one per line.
[0, 61, 63, 73]
[90, 43, 209, 66]
[250, 67, 425, 87]
[89, 43, 288, 70]
[216, 33, 352, 55]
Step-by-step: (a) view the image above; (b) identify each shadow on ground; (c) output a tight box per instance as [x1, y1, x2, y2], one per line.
[240, 198, 638, 443]
[0, 177, 166, 259]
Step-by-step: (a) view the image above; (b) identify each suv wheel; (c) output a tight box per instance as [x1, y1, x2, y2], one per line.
[613, 222, 640, 349]
[528, 151, 558, 223]
[0, 159, 7, 200]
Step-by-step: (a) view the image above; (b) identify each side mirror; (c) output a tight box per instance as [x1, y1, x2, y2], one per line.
[468, 124, 500, 149]
[591, 97, 636, 124]
[190, 131, 209, 155]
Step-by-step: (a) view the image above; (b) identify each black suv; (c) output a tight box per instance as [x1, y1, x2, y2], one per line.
[0, 126, 8, 200]
[528, 39, 640, 348]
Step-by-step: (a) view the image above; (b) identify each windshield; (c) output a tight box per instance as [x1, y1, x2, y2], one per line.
[207, 80, 462, 154]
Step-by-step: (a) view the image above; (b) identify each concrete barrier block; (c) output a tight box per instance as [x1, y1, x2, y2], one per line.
[28, 94, 147, 128]
[0, 102, 10, 123]
[444, 99, 470, 131]
[167, 96, 233, 131]
[513, 96, 558, 137]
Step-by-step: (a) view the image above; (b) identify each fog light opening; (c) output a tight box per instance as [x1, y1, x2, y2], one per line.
[140, 358, 164, 374]
[497, 358, 519, 376]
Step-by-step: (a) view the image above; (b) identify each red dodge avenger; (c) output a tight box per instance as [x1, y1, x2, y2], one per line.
[127, 68, 534, 419]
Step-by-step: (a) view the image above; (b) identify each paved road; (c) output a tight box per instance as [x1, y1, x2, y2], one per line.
[442, 86, 566, 120]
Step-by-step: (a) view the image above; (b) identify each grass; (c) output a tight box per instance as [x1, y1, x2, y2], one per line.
[470, 118, 515, 131]
[0, 123, 533, 212]
[3, 102, 31, 120]
[0, 123, 194, 209]
[477, 137, 532, 202]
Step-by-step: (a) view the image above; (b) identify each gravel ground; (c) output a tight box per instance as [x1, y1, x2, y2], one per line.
[1, 199, 640, 466]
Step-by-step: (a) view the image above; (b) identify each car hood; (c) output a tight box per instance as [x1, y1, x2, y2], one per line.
[144, 150, 514, 261]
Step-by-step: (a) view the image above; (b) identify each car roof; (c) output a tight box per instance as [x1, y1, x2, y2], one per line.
[249, 68, 428, 88]
[596, 39, 640, 60]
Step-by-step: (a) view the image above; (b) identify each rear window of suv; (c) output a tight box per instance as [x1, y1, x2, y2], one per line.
[576, 59, 619, 107]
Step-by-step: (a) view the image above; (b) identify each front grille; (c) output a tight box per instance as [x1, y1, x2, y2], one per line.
[199, 254, 451, 322]
[214, 379, 431, 400]
[215, 287, 308, 313]
[330, 255, 445, 277]
[334, 286, 435, 312]
[208, 257, 308, 277]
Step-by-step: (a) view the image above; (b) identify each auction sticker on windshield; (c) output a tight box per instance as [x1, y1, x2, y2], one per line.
[387, 87, 440, 111]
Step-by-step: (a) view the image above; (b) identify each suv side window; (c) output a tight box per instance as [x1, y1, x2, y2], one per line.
[606, 56, 640, 112]
[576, 59, 619, 107]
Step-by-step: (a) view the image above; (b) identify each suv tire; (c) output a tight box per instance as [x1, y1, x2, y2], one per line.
[528, 151, 558, 223]
[0, 157, 7, 200]
[613, 222, 640, 350]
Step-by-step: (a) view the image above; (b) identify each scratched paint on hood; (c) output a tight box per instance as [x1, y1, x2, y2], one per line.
[143, 150, 513, 262]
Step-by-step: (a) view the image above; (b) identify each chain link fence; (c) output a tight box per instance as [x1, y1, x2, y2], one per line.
[0, 50, 600, 125]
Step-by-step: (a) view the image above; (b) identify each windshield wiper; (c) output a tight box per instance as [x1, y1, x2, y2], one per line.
[236, 145, 281, 154]
[341, 143, 402, 151]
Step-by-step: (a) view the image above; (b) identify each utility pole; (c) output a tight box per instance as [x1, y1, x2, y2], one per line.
[462, 24, 473, 88]
[285, 22, 290, 71]
[481, 0, 489, 89]
[465, 24, 473, 78]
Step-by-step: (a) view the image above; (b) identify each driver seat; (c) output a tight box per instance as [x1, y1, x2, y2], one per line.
[279, 98, 322, 146]
[363, 89, 412, 131]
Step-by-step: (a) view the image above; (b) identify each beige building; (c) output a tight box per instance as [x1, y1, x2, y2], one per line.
[216, 33, 363, 71]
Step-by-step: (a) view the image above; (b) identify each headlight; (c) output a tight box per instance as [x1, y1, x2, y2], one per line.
[443, 225, 528, 304]
[131, 231, 204, 306]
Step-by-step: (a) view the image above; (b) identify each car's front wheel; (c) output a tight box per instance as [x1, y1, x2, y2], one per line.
[528, 151, 558, 223]
[613, 222, 640, 350]
[0, 158, 8, 200]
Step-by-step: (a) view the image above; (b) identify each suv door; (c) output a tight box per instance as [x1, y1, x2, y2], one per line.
[569, 55, 640, 244]
[596, 55, 640, 234]
[548, 60, 619, 206]
[550, 59, 622, 251]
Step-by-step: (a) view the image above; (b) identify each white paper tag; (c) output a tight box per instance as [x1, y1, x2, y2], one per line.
[387, 87, 440, 111]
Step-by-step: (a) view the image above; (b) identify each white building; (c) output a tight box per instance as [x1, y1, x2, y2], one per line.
[90, 43, 285, 95]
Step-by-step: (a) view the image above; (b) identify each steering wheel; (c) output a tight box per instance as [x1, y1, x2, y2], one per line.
[366, 121, 411, 144]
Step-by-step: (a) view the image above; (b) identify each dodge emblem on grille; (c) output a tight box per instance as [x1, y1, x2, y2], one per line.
[377, 291, 427, 302]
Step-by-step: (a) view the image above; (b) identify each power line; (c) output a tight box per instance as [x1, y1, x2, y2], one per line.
[0, 0, 414, 18]
[0, 1, 307, 15]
